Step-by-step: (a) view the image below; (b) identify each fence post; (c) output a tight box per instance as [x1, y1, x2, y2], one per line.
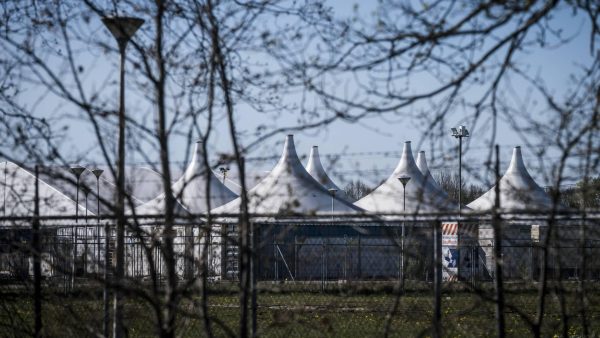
[324, 238, 328, 282]
[103, 221, 110, 338]
[433, 220, 442, 338]
[273, 242, 278, 281]
[492, 144, 505, 337]
[71, 225, 77, 290]
[344, 234, 348, 281]
[401, 221, 405, 292]
[321, 241, 325, 292]
[294, 236, 298, 280]
[357, 234, 362, 279]
[251, 222, 257, 337]
[33, 165, 42, 337]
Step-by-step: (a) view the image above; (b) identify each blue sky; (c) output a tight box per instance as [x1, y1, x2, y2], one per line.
[11, 1, 596, 189]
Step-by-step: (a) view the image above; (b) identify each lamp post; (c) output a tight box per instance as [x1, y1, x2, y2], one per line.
[451, 125, 469, 217]
[91, 168, 110, 337]
[91, 169, 104, 221]
[70, 166, 86, 222]
[83, 185, 90, 275]
[91, 169, 104, 270]
[101, 15, 144, 338]
[397, 175, 410, 290]
[70, 166, 85, 290]
[219, 167, 230, 184]
[328, 188, 338, 220]
[83, 186, 89, 221]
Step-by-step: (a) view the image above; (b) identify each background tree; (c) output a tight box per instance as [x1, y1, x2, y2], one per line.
[343, 179, 373, 201]
[1, 1, 600, 337]
[436, 172, 485, 205]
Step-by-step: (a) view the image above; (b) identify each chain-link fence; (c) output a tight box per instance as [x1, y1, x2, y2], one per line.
[1, 212, 600, 336]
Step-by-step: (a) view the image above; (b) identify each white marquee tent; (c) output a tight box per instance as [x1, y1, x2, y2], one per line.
[355, 141, 455, 213]
[468, 146, 559, 279]
[1, 161, 90, 223]
[213, 135, 363, 214]
[467, 146, 554, 211]
[135, 141, 238, 215]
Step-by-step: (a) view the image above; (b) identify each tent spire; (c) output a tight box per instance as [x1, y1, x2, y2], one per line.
[306, 146, 352, 201]
[467, 146, 554, 211]
[416, 150, 447, 197]
[213, 134, 362, 214]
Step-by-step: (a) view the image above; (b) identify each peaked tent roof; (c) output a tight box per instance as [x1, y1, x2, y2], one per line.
[1, 161, 91, 223]
[355, 141, 455, 213]
[416, 151, 448, 198]
[213, 135, 363, 214]
[467, 146, 554, 211]
[305, 146, 353, 202]
[135, 141, 238, 215]
[39, 166, 148, 217]
[134, 192, 191, 217]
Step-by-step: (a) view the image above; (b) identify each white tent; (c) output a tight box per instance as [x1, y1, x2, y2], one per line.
[467, 146, 554, 211]
[133, 193, 191, 217]
[213, 135, 363, 214]
[38, 166, 149, 216]
[1, 161, 90, 224]
[135, 141, 238, 215]
[416, 151, 448, 198]
[355, 141, 455, 213]
[305, 146, 353, 202]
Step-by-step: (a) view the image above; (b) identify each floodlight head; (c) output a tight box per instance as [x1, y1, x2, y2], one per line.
[70, 166, 86, 178]
[101, 16, 144, 46]
[397, 175, 411, 187]
[328, 188, 338, 196]
[452, 125, 469, 138]
[91, 168, 104, 178]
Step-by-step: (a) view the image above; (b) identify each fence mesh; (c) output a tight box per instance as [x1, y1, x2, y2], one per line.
[1, 212, 600, 336]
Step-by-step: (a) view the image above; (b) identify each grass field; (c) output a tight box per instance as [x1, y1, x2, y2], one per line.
[1, 282, 599, 337]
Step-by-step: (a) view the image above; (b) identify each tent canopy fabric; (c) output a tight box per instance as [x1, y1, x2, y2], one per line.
[306, 146, 353, 202]
[467, 146, 555, 211]
[134, 192, 191, 217]
[1, 161, 91, 223]
[354, 141, 455, 213]
[416, 151, 448, 198]
[39, 166, 148, 216]
[135, 141, 237, 215]
[213, 135, 363, 215]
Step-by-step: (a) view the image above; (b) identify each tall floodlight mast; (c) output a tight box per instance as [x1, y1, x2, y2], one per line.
[451, 125, 469, 218]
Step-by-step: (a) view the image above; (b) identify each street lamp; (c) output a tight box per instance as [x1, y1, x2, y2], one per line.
[102, 15, 144, 338]
[91, 169, 104, 221]
[451, 125, 469, 218]
[91, 169, 110, 337]
[70, 165, 85, 290]
[219, 167, 230, 184]
[70, 166, 86, 222]
[83, 186, 89, 221]
[328, 188, 338, 221]
[91, 168, 104, 275]
[397, 176, 411, 211]
[397, 175, 410, 290]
